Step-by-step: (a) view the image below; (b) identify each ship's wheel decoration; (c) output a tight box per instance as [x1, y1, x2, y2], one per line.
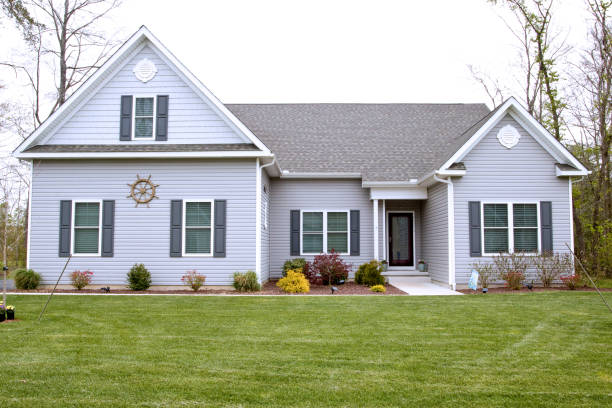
[127, 175, 159, 207]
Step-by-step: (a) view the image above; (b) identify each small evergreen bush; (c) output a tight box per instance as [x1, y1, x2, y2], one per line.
[370, 284, 386, 293]
[282, 258, 307, 277]
[355, 260, 385, 286]
[276, 269, 310, 293]
[127, 263, 151, 291]
[14, 268, 41, 290]
[233, 271, 260, 292]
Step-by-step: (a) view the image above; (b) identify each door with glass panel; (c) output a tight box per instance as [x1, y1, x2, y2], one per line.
[388, 213, 414, 267]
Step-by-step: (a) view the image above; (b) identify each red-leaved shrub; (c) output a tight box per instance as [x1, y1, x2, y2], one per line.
[560, 274, 581, 290]
[70, 270, 93, 290]
[307, 250, 350, 285]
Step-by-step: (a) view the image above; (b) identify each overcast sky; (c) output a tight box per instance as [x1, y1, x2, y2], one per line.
[0, 0, 592, 152]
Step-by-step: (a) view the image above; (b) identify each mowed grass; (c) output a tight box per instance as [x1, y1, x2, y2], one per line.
[1, 293, 611, 407]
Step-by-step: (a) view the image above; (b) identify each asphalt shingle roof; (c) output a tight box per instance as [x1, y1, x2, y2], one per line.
[226, 103, 491, 181]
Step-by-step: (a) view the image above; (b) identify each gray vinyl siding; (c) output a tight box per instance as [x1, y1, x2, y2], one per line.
[378, 200, 423, 264]
[453, 114, 572, 284]
[421, 183, 449, 284]
[260, 170, 271, 282]
[43, 44, 248, 145]
[29, 159, 256, 286]
[269, 179, 373, 279]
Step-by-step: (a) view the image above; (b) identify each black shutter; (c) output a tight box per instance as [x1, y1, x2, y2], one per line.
[350, 210, 360, 256]
[290, 210, 300, 256]
[540, 201, 553, 253]
[214, 200, 226, 257]
[170, 200, 182, 257]
[156, 95, 169, 141]
[469, 201, 482, 257]
[101, 200, 115, 257]
[120, 95, 132, 141]
[59, 200, 72, 257]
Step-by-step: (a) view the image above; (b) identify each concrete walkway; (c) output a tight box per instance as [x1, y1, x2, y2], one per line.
[388, 277, 463, 296]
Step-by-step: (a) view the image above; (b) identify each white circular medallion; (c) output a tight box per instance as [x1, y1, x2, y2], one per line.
[497, 124, 521, 149]
[133, 58, 157, 83]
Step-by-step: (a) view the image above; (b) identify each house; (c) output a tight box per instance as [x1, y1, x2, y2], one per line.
[13, 27, 589, 289]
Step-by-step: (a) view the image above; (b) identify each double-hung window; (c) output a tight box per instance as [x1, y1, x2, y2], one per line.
[301, 210, 349, 255]
[133, 96, 156, 139]
[72, 201, 101, 255]
[482, 202, 538, 255]
[183, 201, 213, 256]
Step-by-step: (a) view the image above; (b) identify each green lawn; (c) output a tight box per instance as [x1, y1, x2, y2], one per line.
[1, 293, 611, 407]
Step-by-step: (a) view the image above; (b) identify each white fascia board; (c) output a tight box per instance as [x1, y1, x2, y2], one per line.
[556, 167, 589, 177]
[438, 97, 589, 174]
[280, 172, 361, 179]
[15, 151, 273, 160]
[362, 180, 418, 188]
[369, 187, 428, 200]
[14, 26, 272, 156]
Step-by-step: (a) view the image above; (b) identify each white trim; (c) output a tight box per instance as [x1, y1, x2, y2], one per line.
[181, 199, 214, 257]
[438, 97, 589, 175]
[362, 180, 418, 188]
[433, 174, 455, 289]
[131, 95, 157, 141]
[569, 178, 575, 253]
[299, 210, 350, 256]
[556, 165, 587, 177]
[16, 151, 273, 159]
[382, 199, 386, 261]
[13, 26, 271, 155]
[281, 172, 361, 179]
[71, 200, 103, 257]
[373, 200, 379, 260]
[25, 163, 33, 269]
[386, 210, 416, 269]
[481, 201, 541, 256]
[255, 158, 262, 281]
[370, 186, 428, 200]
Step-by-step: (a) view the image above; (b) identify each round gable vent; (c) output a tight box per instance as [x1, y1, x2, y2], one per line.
[497, 124, 521, 149]
[133, 58, 158, 83]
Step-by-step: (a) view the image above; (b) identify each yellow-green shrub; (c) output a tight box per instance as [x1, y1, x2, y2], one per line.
[370, 284, 386, 293]
[276, 269, 310, 293]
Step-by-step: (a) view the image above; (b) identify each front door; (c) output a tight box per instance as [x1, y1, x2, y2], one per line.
[388, 213, 414, 267]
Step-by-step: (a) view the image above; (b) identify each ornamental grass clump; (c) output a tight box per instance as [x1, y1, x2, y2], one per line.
[276, 269, 310, 293]
[181, 270, 206, 291]
[355, 260, 385, 286]
[70, 270, 93, 290]
[233, 271, 260, 292]
[127, 263, 151, 291]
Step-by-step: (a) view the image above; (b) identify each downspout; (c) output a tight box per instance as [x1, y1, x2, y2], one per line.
[434, 173, 456, 290]
[256, 158, 276, 284]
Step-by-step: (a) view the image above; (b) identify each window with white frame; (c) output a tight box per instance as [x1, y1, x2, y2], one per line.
[183, 201, 213, 255]
[301, 210, 349, 254]
[482, 203, 538, 254]
[73, 201, 101, 255]
[133, 96, 156, 139]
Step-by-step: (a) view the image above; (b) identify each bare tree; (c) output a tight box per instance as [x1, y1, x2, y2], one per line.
[1, 0, 121, 126]
[468, 65, 507, 108]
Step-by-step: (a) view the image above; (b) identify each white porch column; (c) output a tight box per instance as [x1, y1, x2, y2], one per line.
[373, 199, 379, 260]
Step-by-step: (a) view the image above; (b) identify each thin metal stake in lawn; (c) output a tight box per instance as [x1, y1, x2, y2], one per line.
[565, 243, 612, 314]
[38, 255, 72, 321]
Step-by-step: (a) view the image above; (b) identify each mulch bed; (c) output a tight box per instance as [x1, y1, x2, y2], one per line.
[459, 286, 612, 294]
[8, 281, 406, 295]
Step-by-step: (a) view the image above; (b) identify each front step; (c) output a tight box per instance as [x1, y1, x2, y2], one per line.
[382, 269, 429, 277]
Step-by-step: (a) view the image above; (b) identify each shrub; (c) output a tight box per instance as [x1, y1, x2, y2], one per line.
[370, 284, 386, 293]
[561, 274, 581, 290]
[309, 250, 351, 285]
[127, 263, 151, 291]
[471, 261, 496, 289]
[282, 258, 307, 277]
[233, 271, 260, 292]
[181, 270, 206, 291]
[276, 269, 310, 293]
[355, 260, 385, 286]
[14, 268, 41, 290]
[493, 252, 530, 290]
[70, 270, 93, 290]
